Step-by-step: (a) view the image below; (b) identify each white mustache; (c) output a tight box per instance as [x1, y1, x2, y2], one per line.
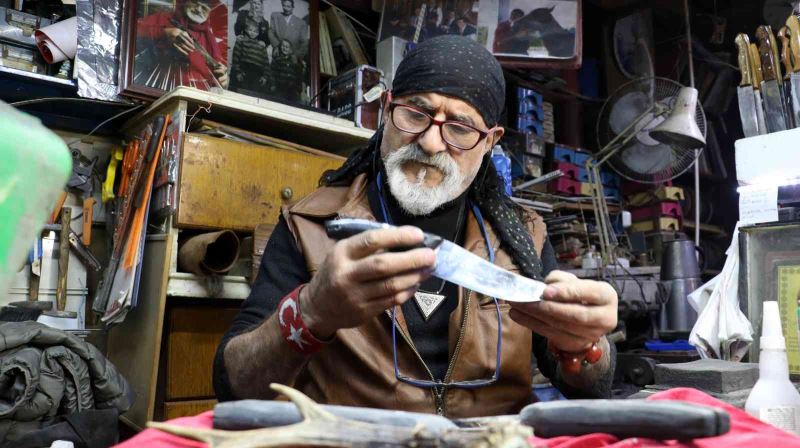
[390, 143, 457, 178]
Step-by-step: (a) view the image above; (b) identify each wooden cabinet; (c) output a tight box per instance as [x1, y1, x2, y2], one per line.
[105, 88, 372, 430]
[177, 134, 343, 231]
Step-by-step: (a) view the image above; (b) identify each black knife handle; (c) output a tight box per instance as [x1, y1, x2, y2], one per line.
[520, 400, 730, 440]
[324, 218, 443, 249]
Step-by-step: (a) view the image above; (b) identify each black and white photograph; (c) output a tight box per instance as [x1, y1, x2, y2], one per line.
[228, 0, 311, 103]
[490, 0, 577, 58]
[378, 1, 479, 44]
[132, 0, 231, 92]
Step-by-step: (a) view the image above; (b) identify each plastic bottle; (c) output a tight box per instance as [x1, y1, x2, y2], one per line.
[745, 301, 800, 435]
[490, 145, 512, 197]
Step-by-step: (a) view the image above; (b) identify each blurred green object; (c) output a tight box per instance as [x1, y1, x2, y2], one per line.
[0, 101, 72, 296]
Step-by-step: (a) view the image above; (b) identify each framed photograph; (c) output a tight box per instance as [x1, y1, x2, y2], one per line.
[377, 0, 581, 70]
[120, 0, 319, 105]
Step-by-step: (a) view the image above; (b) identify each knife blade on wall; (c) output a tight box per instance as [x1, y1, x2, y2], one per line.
[778, 26, 796, 128]
[735, 33, 761, 137]
[756, 25, 788, 133]
[749, 42, 769, 135]
[786, 15, 800, 127]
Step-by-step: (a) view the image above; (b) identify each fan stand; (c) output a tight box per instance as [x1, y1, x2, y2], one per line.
[585, 102, 671, 266]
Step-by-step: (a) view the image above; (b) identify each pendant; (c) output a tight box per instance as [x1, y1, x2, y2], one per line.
[414, 291, 446, 321]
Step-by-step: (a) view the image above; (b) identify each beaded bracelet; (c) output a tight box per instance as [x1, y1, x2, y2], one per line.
[548, 340, 603, 375]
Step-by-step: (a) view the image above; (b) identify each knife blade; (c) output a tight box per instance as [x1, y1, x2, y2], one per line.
[735, 33, 760, 137]
[520, 400, 730, 440]
[749, 42, 769, 135]
[778, 26, 796, 128]
[756, 25, 788, 132]
[324, 218, 546, 303]
[787, 15, 800, 127]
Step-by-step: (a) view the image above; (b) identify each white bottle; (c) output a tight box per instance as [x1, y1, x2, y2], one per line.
[745, 301, 800, 434]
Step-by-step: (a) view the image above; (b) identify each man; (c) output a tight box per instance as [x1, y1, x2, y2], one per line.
[451, 16, 477, 38]
[268, 0, 308, 60]
[439, 10, 456, 34]
[234, 0, 269, 44]
[493, 8, 525, 53]
[136, 0, 229, 89]
[214, 35, 617, 417]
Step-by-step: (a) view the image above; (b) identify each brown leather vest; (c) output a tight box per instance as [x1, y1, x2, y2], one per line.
[281, 174, 547, 418]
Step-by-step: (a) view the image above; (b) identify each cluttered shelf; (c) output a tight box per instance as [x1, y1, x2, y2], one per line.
[124, 87, 374, 155]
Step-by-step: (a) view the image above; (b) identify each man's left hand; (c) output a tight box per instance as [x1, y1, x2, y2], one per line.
[214, 64, 229, 88]
[509, 270, 617, 353]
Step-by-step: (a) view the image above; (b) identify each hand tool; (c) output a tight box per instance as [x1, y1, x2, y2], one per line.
[786, 15, 800, 127]
[520, 399, 730, 439]
[756, 25, 788, 132]
[213, 400, 457, 433]
[735, 33, 761, 137]
[102, 146, 123, 203]
[325, 218, 546, 302]
[65, 149, 97, 246]
[55, 207, 71, 313]
[40, 223, 101, 272]
[748, 42, 769, 135]
[778, 25, 796, 128]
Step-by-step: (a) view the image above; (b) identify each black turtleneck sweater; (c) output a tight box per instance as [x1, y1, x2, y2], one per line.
[213, 178, 615, 403]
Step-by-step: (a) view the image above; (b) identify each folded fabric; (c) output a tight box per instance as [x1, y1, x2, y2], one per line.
[114, 388, 800, 448]
[0, 321, 135, 446]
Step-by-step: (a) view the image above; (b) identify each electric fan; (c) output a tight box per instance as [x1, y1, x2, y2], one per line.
[587, 77, 707, 263]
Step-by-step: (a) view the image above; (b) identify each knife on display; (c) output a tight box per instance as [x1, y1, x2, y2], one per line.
[786, 15, 800, 128]
[324, 218, 546, 303]
[778, 26, 796, 128]
[735, 33, 761, 137]
[756, 25, 788, 133]
[749, 42, 769, 135]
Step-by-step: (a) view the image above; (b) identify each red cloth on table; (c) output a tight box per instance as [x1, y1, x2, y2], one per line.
[115, 388, 800, 448]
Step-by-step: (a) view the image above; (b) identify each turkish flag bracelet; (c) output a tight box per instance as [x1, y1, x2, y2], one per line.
[278, 284, 325, 355]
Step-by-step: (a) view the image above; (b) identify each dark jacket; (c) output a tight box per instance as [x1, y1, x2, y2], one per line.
[0, 322, 134, 446]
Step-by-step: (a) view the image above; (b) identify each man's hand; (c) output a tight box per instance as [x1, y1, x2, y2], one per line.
[164, 27, 194, 56]
[213, 64, 229, 88]
[509, 271, 617, 352]
[300, 226, 436, 339]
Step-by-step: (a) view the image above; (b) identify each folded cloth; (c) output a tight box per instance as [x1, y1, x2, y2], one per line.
[0, 321, 134, 447]
[114, 388, 800, 448]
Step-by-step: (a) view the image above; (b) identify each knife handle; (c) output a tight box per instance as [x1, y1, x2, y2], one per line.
[757, 25, 778, 82]
[778, 26, 793, 79]
[750, 42, 764, 88]
[735, 33, 753, 86]
[768, 26, 783, 81]
[324, 218, 443, 249]
[520, 400, 730, 440]
[787, 15, 800, 72]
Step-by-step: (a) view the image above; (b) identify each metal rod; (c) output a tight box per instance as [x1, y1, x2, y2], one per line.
[684, 0, 700, 248]
[512, 170, 564, 191]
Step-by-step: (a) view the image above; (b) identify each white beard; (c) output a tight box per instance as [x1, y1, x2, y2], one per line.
[383, 143, 469, 216]
[186, 10, 209, 24]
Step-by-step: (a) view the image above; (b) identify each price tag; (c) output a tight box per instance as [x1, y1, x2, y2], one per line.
[739, 184, 778, 225]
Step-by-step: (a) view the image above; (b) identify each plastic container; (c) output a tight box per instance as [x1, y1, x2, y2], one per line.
[745, 301, 800, 434]
[0, 101, 72, 296]
[491, 146, 512, 197]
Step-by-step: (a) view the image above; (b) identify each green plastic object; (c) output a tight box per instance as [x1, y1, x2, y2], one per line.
[0, 100, 72, 296]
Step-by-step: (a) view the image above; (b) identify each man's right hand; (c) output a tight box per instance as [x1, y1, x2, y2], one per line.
[299, 226, 436, 339]
[165, 27, 195, 56]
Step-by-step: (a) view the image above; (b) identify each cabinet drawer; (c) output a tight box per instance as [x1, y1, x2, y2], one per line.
[178, 134, 343, 231]
[164, 399, 217, 420]
[166, 307, 239, 400]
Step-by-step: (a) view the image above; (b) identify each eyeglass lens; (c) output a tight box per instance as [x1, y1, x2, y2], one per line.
[392, 105, 482, 149]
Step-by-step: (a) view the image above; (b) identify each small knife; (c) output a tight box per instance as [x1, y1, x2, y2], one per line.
[778, 26, 796, 128]
[787, 15, 800, 127]
[520, 400, 730, 440]
[735, 33, 760, 137]
[325, 218, 546, 303]
[749, 42, 769, 135]
[756, 25, 788, 133]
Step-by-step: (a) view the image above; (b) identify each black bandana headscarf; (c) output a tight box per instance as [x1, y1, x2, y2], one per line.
[321, 36, 543, 280]
[392, 35, 506, 126]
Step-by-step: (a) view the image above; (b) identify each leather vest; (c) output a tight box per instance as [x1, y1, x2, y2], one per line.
[281, 174, 547, 417]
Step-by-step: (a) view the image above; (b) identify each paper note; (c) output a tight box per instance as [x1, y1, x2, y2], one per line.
[739, 185, 778, 225]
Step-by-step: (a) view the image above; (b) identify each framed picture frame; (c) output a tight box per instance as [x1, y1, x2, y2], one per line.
[376, 0, 581, 69]
[119, 0, 319, 105]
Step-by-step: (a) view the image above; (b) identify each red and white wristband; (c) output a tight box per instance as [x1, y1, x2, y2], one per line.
[277, 284, 325, 355]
